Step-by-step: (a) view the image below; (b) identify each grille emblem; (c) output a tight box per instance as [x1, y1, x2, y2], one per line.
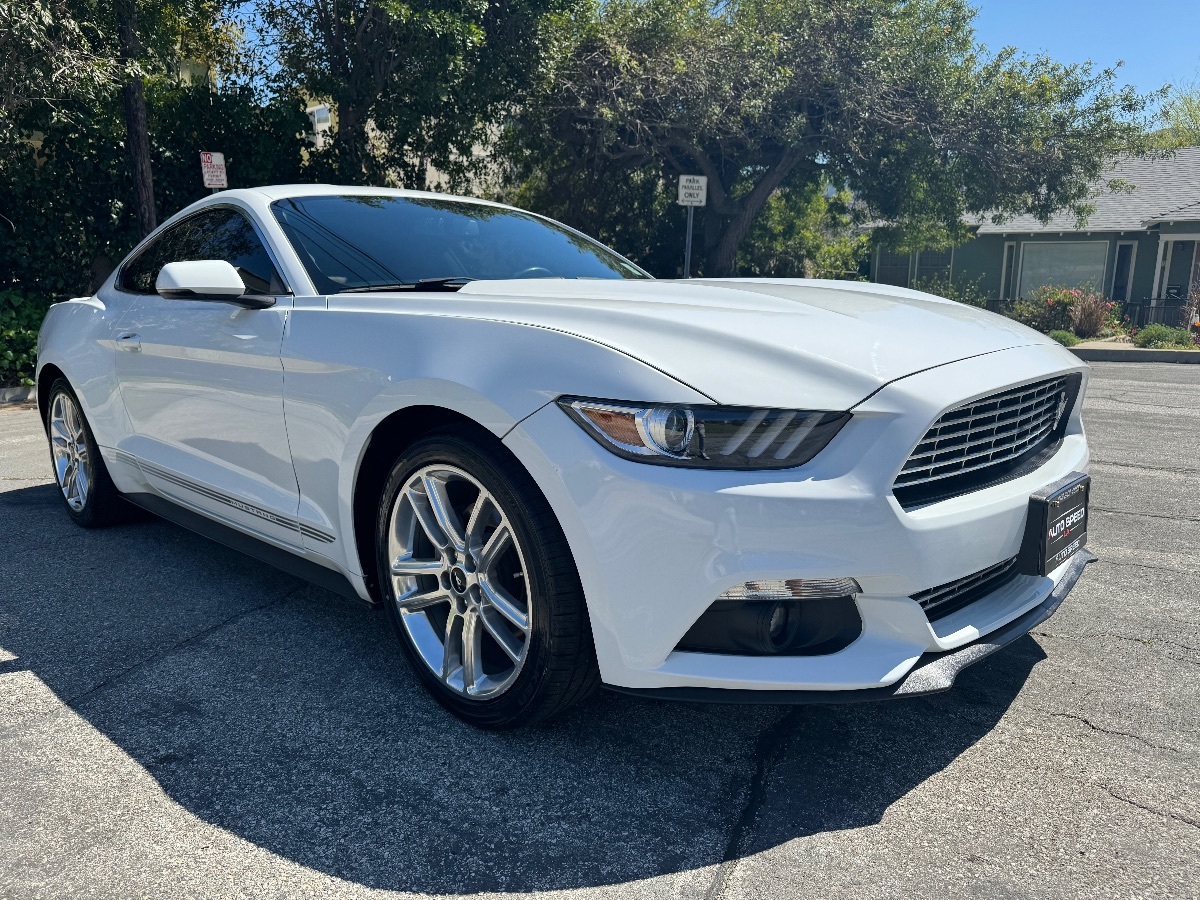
[1054, 391, 1068, 429]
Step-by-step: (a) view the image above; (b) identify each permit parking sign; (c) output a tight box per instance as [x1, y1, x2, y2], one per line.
[200, 151, 228, 189]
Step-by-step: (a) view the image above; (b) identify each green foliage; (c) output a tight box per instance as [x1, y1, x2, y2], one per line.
[1010, 286, 1077, 333]
[1048, 329, 1080, 347]
[146, 83, 310, 217]
[1133, 323, 1196, 350]
[0, 102, 136, 299]
[509, 0, 1158, 274]
[0, 85, 309, 300]
[0, 0, 119, 134]
[737, 184, 869, 280]
[0, 290, 44, 387]
[501, 144, 685, 275]
[909, 274, 988, 308]
[1152, 79, 1200, 149]
[257, 0, 569, 186]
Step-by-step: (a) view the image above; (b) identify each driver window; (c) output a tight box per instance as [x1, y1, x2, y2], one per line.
[119, 208, 285, 296]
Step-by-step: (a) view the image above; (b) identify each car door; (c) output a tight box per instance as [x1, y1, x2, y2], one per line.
[111, 205, 303, 548]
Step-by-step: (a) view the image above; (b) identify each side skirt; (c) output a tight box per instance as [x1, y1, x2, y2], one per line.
[124, 492, 367, 603]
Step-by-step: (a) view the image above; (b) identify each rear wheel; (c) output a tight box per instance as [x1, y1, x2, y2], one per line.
[375, 429, 599, 728]
[45, 379, 126, 527]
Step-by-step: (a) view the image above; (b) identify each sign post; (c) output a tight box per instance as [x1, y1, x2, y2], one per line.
[200, 151, 228, 192]
[677, 175, 707, 277]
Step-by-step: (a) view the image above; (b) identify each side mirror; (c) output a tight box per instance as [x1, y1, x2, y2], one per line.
[155, 260, 275, 309]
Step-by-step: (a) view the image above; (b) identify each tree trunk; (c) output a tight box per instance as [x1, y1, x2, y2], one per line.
[704, 153, 804, 277]
[707, 206, 760, 277]
[116, 0, 156, 237]
[335, 101, 370, 184]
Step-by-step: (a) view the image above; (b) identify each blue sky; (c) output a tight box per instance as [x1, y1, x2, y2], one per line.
[972, 1, 1200, 101]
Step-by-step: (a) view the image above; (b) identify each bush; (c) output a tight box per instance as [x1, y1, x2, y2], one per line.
[1049, 329, 1080, 347]
[910, 274, 988, 307]
[1010, 285, 1076, 333]
[0, 290, 45, 387]
[1068, 290, 1118, 338]
[1132, 323, 1196, 350]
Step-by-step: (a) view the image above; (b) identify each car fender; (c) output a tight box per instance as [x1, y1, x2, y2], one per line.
[35, 296, 134, 450]
[280, 307, 713, 575]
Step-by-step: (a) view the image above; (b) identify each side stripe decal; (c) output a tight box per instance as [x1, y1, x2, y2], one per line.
[111, 448, 336, 544]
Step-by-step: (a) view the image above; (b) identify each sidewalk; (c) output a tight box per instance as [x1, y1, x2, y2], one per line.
[1069, 337, 1200, 363]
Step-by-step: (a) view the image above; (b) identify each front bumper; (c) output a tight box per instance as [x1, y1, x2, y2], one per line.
[607, 549, 1095, 704]
[502, 344, 1092, 694]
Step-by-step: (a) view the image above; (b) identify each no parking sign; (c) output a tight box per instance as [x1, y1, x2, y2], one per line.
[200, 151, 227, 189]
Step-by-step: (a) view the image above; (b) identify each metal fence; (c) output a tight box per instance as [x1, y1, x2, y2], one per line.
[1120, 301, 1191, 330]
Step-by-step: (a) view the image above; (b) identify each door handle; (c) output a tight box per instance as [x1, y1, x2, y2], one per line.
[116, 332, 141, 352]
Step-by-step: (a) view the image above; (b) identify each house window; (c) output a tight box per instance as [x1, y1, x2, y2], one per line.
[1111, 241, 1137, 303]
[875, 248, 912, 287]
[1017, 242, 1108, 298]
[915, 248, 952, 284]
[1000, 242, 1017, 300]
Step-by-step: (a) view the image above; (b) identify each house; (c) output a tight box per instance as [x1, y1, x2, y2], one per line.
[870, 148, 1200, 311]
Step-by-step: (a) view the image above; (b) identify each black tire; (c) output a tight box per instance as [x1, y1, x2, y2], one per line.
[375, 427, 600, 728]
[45, 378, 127, 528]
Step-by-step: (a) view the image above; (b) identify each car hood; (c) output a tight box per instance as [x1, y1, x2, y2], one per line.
[406, 277, 1060, 409]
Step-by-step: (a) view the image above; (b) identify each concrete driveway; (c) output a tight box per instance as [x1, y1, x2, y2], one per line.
[1, 362, 1197, 899]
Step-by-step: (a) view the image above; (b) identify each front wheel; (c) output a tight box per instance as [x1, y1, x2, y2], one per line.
[375, 429, 599, 728]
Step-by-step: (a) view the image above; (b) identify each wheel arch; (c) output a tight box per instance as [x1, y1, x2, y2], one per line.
[36, 363, 68, 426]
[350, 404, 537, 603]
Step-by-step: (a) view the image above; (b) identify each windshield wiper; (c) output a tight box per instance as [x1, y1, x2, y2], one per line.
[340, 276, 476, 293]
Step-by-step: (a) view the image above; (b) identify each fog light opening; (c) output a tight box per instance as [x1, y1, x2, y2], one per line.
[678, 579, 864, 657]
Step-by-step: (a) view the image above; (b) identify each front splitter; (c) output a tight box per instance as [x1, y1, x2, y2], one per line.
[605, 549, 1097, 706]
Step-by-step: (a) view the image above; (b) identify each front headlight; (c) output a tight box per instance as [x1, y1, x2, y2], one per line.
[558, 398, 850, 469]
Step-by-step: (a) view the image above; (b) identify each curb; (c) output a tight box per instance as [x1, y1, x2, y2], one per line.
[1070, 347, 1200, 363]
[0, 386, 35, 404]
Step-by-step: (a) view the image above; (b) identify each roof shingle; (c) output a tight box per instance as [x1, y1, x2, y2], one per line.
[975, 147, 1200, 234]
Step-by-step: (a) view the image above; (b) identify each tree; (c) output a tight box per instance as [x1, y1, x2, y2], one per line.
[257, 0, 571, 186]
[1154, 79, 1200, 149]
[513, 0, 1156, 275]
[116, 0, 157, 236]
[0, 0, 118, 133]
[737, 181, 869, 279]
[0, 84, 309, 299]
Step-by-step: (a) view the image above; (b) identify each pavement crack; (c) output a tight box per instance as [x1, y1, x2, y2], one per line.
[1089, 557, 1198, 578]
[704, 707, 801, 900]
[1045, 711, 1183, 754]
[65, 587, 303, 707]
[1091, 458, 1200, 476]
[1033, 630, 1200, 671]
[1092, 505, 1200, 524]
[1100, 784, 1200, 830]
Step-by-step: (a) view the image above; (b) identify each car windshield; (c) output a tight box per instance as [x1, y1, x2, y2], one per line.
[271, 194, 650, 293]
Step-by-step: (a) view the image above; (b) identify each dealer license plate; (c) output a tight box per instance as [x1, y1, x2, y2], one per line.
[1018, 473, 1090, 577]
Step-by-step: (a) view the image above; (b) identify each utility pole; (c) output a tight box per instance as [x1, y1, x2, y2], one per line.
[116, 0, 156, 237]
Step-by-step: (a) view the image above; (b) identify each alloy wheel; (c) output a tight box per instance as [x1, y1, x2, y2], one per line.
[386, 464, 533, 699]
[49, 392, 91, 512]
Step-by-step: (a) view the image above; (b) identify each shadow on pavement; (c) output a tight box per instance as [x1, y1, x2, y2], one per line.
[0, 483, 1041, 894]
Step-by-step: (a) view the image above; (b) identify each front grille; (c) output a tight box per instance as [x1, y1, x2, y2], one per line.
[912, 556, 1020, 620]
[894, 375, 1078, 507]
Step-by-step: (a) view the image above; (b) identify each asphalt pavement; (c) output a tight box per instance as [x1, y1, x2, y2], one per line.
[1, 363, 1197, 899]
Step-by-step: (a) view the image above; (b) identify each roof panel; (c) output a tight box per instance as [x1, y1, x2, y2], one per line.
[975, 147, 1200, 234]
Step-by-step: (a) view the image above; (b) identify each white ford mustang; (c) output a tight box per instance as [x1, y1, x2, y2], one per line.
[36, 185, 1094, 727]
